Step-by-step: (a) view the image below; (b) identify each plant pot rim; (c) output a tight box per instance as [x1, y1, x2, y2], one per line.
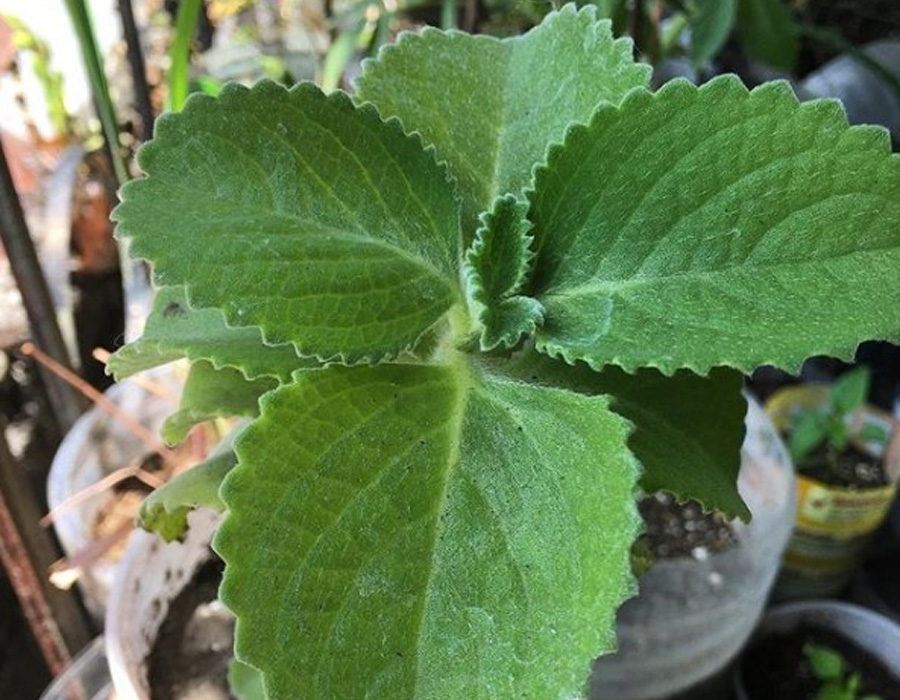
[105, 509, 222, 700]
[733, 600, 900, 700]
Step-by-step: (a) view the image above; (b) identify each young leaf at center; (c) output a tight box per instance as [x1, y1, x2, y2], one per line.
[464, 195, 543, 350]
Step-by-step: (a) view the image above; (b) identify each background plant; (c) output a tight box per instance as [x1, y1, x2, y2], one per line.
[788, 368, 890, 471]
[108, 5, 900, 699]
[804, 643, 886, 700]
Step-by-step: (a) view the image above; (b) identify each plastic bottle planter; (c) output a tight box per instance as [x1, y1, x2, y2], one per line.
[733, 601, 900, 700]
[47, 369, 183, 620]
[38, 637, 111, 700]
[590, 398, 795, 700]
[105, 509, 224, 700]
[766, 385, 900, 600]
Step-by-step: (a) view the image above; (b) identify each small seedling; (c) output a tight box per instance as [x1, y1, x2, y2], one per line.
[788, 368, 890, 472]
[804, 643, 885, 700]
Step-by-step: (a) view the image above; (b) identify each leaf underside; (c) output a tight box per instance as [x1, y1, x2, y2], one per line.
[114, 81, 462, 364]
[357, 4, 650, 233]
[161, 360, 277, 445]
[528, 76, 900, 376]
[107, 286, 308, 382]
[139, 449, 236, 542]
[215, 364, 639, 700]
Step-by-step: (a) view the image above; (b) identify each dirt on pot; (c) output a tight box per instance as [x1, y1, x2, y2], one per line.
[148, 557, 235, 700]
[638, 491, 737, 561]
[740, 623, 900, 700]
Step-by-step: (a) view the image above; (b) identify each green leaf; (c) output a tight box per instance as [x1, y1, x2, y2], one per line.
[229, 660, 267, 700]
[831, 367, 870, 415]
[114, 81, 463, 364]
[690, 0, 737, 68]
[502, 351, 749, 519]
[138, 448, 236, 542]
[789, 410, 828, 464]
[528, 76, 900, 376]
[215, 362, 640, 700]
[737, 0, 798, 70]
[804, 643, 844, 682]
[818, 685, 852, 700]
[357, 5, 650, 232]
[464, 195, 543, 350]
[161, 361, 278, 445]
[857, 422, 889, 446]
[107, 287, 310, 382]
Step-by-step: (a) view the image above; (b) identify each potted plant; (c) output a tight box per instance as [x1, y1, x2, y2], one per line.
[766, 368, 900, 599]
[103, 5, 900, 699]
[734, 601, 900, 700]
[590, 397, 796, 700]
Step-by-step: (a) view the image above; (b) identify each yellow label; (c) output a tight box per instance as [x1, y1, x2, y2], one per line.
[795, 475, 896, 537]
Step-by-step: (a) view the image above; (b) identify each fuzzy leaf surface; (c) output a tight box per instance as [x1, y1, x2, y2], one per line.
[114, 81, 462, 364]
[229, 660, 266, 700]
[504, 352, 748, 519]
[162, 360, 277, 445]
[215, 363, 639, 700]
[357, 5, 650, 231]
[108, 287, 309, 382]
[529, 77, 900, 376]
[691, 0, 737, 67]
[464, 196, 543, 350]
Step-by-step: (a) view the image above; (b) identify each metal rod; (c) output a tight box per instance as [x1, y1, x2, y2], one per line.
[117, 0, 155, 139]
[0, 138, 84, 433]
[0, 488, 71, 676]
[0, 429, 93, 676]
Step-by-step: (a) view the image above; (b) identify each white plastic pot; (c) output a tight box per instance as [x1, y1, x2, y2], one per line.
[38, 636, 111, 700]
[590, 398, 796, 700]
[105, 508, 223, 700]
[47, 370, 182, 619]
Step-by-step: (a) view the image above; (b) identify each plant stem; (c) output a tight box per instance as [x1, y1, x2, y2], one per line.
[168, 0, 204, 112]
[441, 0, 457, 30]
[63, 0, 130, 186]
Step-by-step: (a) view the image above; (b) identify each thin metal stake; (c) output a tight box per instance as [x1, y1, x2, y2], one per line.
[117, 0, 155, 139]
[0, 137, 84, 433]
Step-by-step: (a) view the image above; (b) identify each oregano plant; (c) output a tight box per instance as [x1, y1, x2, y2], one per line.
[109, 5, 900, 699]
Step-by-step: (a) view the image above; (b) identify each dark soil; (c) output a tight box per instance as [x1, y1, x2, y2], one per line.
[638, 491, 736, 560]
[740, 623, 900, 700]
[148, 557, 235, 700]
[799, 444, 889, 489]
